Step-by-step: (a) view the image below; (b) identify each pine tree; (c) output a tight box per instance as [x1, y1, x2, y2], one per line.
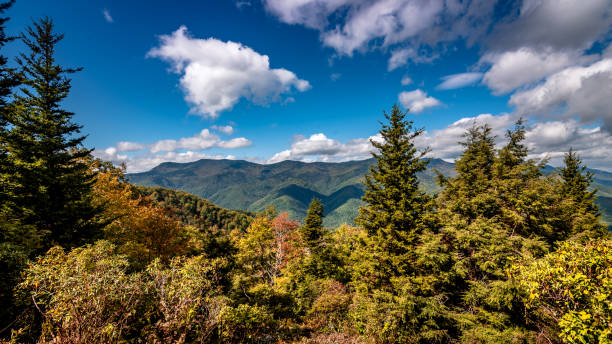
[2, 17, 100, 250]
[356, 103, 430, 281]
[437, 123, 497, 220]
[558, 149, 606, 238]
[299, 197, 324, 251]
[560, 149, 596, 206]
[434, 119, 568, 342]
[0, 0, 19, 209]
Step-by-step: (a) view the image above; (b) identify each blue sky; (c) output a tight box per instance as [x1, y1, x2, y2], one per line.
[5, 0, 612, 171]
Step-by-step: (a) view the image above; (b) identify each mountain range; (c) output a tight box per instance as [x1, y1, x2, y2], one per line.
[128, 158, 612, 228]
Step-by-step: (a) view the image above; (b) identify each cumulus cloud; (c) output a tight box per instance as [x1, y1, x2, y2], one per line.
[264, 0, 497, 64]
[398, 89, 441, 113]
[400, 75, 412, 85]
[436, 72, 482, 90]
[267, 133, 382, 163]
[488, 0, 612, 53]
[102, 9, 113, 23]
[481, 48, 595, 94]
[147, 26, 310, 118]
[93, 147, 127, 164]
[116, 141, 145, 152]
[509, 58, 612, 132]
[217, 137, 252, 149]
[211, 125, 235, 135]
[150, 129, 220, 153]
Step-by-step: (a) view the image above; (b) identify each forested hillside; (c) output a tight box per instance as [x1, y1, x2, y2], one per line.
[127, 158, 454, 227]
[133, 186, 253, 233]
[128, 157, 612, 229]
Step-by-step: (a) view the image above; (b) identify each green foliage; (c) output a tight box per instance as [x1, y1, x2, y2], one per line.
[2, 17, 100, 251]
[300, 198, 325, 248]
[146, 255, 232, 343]
[558, 149, 608, 239]
[356, 104, 431, 285]
[16, 241, 149, 343]
[513, 239, 612, 344]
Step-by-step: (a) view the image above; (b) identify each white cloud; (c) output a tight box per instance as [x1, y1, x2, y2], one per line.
[400, 75, 412, 85]
[93, 147, 127, 164]
[388, 48, 417, 71]
[264, 0, 497, 63]
[481, 48, 594, 94]
[437, 72, 482, 90]
[331, 73, 341, 81]
[398, 89, 441, 113]
[263, 0, 351, 29]
[102, 9, 113, 23]
[488, 0, 612, 53]
[150, 129, 220, 153]
[415, 113, 517, 159]
[267, 132, 382, 163]
[217, 137, 252, 149]
[147, 26, 310, 118]
[509, 57, 612, 132]
[116, 141, 145, 152]
[211, 125, 234, 135]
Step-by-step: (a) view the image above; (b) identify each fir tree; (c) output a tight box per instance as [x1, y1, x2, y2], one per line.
[2, 17, 100, 250]
[437, 123, 497, 220]
[560, 148, 596, 206]
[0, 0, 19, 209]
[356, 103, 430, 270]
[350, 105, 452, 343]
[558, 149, 606, 238]
[299, 197, 324, 251]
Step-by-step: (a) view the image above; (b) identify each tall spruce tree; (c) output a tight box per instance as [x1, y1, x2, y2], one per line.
[437, 123, 497, 220]
[3, 17, 100, 250]
[350, 105, 453, 343]
[299, 197, 324, 251]
[558, 149, 606, 238]
[356, 104, 430, 265]
[354, 105, 431, 281]
[434, 119, 569, 342]
[0, 0, 19, 208]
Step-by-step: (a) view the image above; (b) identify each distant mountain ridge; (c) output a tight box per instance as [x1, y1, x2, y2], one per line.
[128, 158, 612, 228]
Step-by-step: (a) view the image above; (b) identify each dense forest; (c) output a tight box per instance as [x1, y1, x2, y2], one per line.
[0, 4, 611, 344]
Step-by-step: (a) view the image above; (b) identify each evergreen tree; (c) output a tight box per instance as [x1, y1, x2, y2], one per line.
[0, 0, 19, 209]
[348, 105, 455, 343]
[434, 119, 571, 342]
[560, 148, 596, 206]
[558, 149, 606, 238]
[2, 17, 100, 250]
[437, 123, 497, 220]
[356, 104, 430, 282]
[299, 197, 324, 251]
[497, 118, 528, 172]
